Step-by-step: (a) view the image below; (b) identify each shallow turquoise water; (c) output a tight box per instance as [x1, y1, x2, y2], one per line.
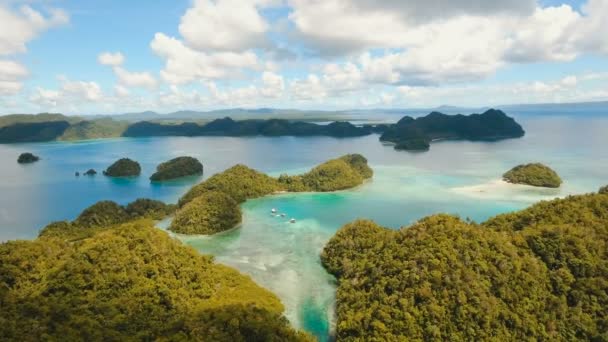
[1, 115, 607, 340]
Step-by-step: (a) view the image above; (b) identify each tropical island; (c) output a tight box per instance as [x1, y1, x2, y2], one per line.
[379, 109, 525, 151]
[0, 110, 525, 154]
[321, 191, 608, 341]
[83, 169, 97, 176]
[150, 156, 203, 181]
[17, 152, 39, 164]
[103, 158, 141, 177]
[171, 154, 372, 235]
[1, 199, 312, 341]
[503, 163, 562, 188]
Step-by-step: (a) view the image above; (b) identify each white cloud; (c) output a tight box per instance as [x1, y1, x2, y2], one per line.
[151, 32, 258, 85]
[98, 51, 157, 89]
[288, 0, 608, 86]
[113, 67, 157, 89]
[0, 59, 27, 95]
[0, 5, 68, 56]
[0, 5, 67, 97]
[114, 84, 130, 97]
[98, 52, 125, 66]
[260, 71, 284, 98]
[289, 75, 327, 101]
[393, 74, 600, 107]
[179, 0, 270, 52]
[30, 77, 103, 107]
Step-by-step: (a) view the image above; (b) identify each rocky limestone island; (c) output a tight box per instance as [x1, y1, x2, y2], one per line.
[84, 169, 97, 176]
[380, 109, 525, 151]
[17, 152, 40, 164]
[150, 156, 203, 182]
[503, 163, 562, 188]
[103, 158, 141, 177]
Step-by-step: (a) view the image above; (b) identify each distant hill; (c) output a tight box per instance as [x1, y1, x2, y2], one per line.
[379, 109, 525, 151]
[0, 113, 80, 128]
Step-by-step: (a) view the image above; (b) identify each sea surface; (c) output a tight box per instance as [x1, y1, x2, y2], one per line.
[1, 115, 607, 340]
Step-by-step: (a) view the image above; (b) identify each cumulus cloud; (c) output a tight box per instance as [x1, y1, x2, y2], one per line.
[0, 5, 67, 96]
[98, 51, 158, 89]
[0, 59, 27, 95]
[98, 52, 125, 66]
[114, 84, 130, 97]
[150, 33, 258, 85]
[179, 0, 270, 52]
[0, 5, 68, 55]
[394, 74, 600, 106]
[30, 77, 103, 107]
[113, 67, 157, 89]
[260, 71, 284, 98]
[288, 0, 608, 87]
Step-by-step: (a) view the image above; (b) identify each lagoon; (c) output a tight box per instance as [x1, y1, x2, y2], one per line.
[0, 115, 607, 340]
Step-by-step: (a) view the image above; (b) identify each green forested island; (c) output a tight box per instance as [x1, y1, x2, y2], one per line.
[171, 154, 372, 235]
[322, 191, 608, 341]
[503, 163, 562, 188]
[0, 110, 525, 153]
[17, 152, 39, 164]
[103, 158, 141, 177]
[380, 109, 525, 151]
[150, 156, 203, 181]
[1, 219, 312, 341]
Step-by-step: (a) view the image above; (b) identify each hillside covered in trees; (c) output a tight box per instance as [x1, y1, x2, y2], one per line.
[150, 156, 203, 181]
[171, 154, 373, 235]
[503, 163, 563, 188]
[0, 110, 525, 151]
[321, 191, 608, 341]
[0, 219, 312, 341]
[380, 109, 525, 151]
[103, 158, 141, 177]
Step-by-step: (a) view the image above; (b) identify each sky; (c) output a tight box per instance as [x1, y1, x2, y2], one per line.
[0, 0, 607, 115]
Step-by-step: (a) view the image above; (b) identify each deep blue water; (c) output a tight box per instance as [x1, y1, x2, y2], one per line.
[1, 115, 607, 340]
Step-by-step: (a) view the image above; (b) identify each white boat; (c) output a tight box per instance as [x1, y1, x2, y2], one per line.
[271, 208, 277, 213]
[290, 218, 296, 223]
[280, 213, 286, 217]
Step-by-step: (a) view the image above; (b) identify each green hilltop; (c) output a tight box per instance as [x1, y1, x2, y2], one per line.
[172, 154, 372, 235]
[321, 191, 608, 341]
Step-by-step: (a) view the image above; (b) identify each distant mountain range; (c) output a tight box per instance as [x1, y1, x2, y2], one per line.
[91, 101, 608, 122]
[2, 101, 607, 124]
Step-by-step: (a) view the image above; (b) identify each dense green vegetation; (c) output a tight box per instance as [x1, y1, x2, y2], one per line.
[1, 220, 312, 341]
[503, 163, 562, 188]
[322, 193, 608, 341]
[380, 109, 525, 151]
[0, 121, 70, 143]
[58, 118, 128, 141]
[16, 152, 39, 164]
[125, 117, 371, 138]
[599, 185, 608, 194]
[150, 156, 203, 181]
[125, 198, 176, 220]
[179, 164, 283, 207]
[278, 154, 373, 192]
[170, 191, 241, 235]
[173, 154, 372, 235]
[0, 113, 77, 128]
[39, 198, 175, 240]
[103, 158, 141, 177]
[394, 138, 430, 151]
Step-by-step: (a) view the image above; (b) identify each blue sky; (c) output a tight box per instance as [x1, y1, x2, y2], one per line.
[0, 0, 607, 115]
